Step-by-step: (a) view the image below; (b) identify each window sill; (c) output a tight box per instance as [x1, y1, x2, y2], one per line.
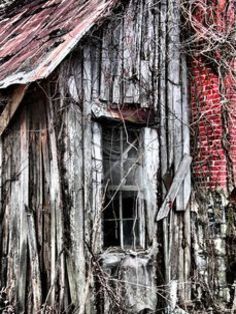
[100, 248, 151, 268]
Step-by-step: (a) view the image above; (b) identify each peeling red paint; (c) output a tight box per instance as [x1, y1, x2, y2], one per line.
[107, 106, 155, 125]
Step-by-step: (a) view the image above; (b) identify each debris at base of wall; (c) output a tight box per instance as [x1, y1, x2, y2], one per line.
[191, 189, 232, 306]
[101, 253, 157, 313]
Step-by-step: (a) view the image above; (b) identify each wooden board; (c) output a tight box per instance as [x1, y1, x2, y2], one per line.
[26, 209, 42, 311]
[18, 106, 29, 313]
[156, 154, 192, 221]
[143, 128, 159, 244]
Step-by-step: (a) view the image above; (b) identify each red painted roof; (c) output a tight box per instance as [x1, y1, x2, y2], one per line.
[0, 0, 117, 88]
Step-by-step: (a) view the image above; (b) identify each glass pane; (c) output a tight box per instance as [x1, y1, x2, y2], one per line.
[123, 158, 140, 185]
[123, 129, 140, 185]
[123, 129, 139, 152]
[123, 219, 139, 247]
[103, 127, 121, 185]
[103, 193, 120, 247]
[104, 220, 120, 247]
[122, 191, 138, 218]
[103, 193, 120, 220]
[122, 192, 140, 247]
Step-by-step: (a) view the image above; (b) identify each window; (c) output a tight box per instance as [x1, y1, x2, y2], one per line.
[102, 124, 145, 249]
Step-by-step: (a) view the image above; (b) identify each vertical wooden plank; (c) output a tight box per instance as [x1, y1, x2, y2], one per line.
[91, 38, 102, 102]
[29, 97, 46, 301]
[181, 55, 191, 301]
[140, 0, 154, 107]
[178, 215, 184, 301]
[26, 209, 42, 311]
[123, 0, 140, 104]
[3, 112, 25, 312]
[142, 128, 159, 245]
[65, 52, 86, 308]
[2, 135, 12, 293]
[18, 106, 29, 313]
[64, 101, 85, 307]
[167, 0, 191, 304]
[166, 0, 181, 303]
[47, 89, 63, 307]
[100, 26, 112, 102]
[153, 0, 159, 113]
[0, 134, 7, 291]
[169, 0, 185, 212]
[82, 45, 93, 313]
[184, 203, 191, 300]
[91, 122, 103, 251]
[7, 128, 19, 305]
[167, 0, 181, 172]
[123, 1, 133, 103]
[159, 0, 168, 175]
[181, 55, 191, 210]
[40, 115, 52, 292]
[83, 46, 93, 243]
[112, 20, 123, 104]
[159, 0, 170, 284]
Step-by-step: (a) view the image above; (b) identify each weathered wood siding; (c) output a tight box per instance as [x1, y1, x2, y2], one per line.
[0, 0, 191, 312]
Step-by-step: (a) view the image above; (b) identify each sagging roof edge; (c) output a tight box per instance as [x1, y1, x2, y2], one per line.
[0, 0, 117, 89]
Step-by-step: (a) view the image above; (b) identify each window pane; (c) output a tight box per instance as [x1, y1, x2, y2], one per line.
[103, 127, 121, 185]
[123, 158, 140, 185]
[122, 191, 140, 247]
[123, 129, 140, 185]
[123, 219, 139, 247]
[103, 194, 120, 247]
[103, 193, 120, 220]
[122, 191, 138, 218]
[104, 220, 120, 247]
[123, 129, 139, 152]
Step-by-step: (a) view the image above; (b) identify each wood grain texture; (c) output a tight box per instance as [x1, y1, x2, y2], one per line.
[156, 154, 192, 221]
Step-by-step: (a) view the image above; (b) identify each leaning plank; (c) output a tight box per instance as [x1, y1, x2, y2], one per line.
[26, 208, 42, 312]
[0, 85, 28, 136]
[156, 154, 192, 221]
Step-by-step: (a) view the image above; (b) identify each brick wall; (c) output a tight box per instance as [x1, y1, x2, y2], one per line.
[190, 56, 227, 189]
[190, 1, 236, 191]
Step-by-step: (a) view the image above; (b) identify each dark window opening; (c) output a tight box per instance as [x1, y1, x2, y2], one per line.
[102, 124, 144, 249]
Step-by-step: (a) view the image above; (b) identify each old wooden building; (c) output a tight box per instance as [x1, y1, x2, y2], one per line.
[0, 0, 224, 313]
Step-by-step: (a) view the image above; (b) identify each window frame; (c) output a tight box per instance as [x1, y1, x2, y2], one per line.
[102, 124, 145, 250]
